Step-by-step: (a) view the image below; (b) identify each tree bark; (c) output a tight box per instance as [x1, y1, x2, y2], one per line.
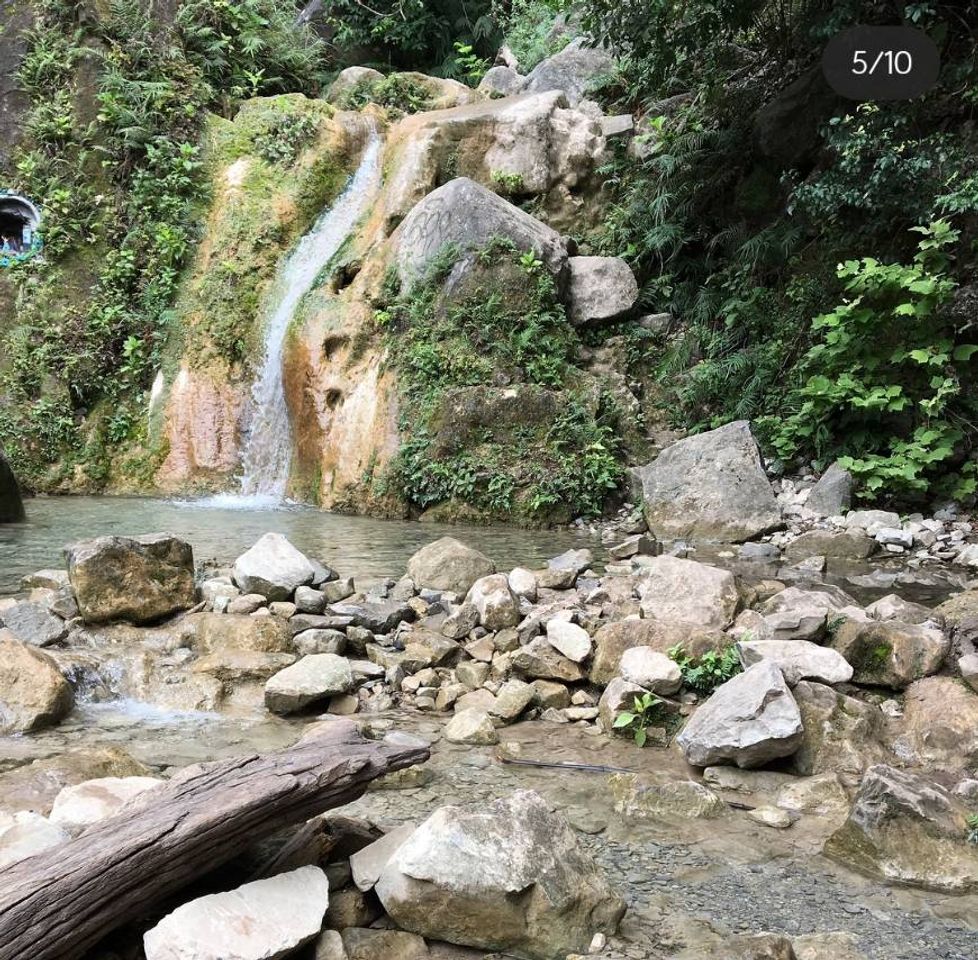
[0, 721, 428, 960]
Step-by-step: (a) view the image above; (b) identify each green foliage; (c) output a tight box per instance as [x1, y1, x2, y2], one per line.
[342, 73, 434, 117]
[453, 42, 489, 85]
[379, 239, 624, 520]
[490, 169, 525, 195]
[968, 813, 978, 845]
[613, 692, 664, 747]
[763, 221, 976, 502]
[493, 0, 572, 70]
[253, 112, 319, 165]
[668, 644, 742, 695]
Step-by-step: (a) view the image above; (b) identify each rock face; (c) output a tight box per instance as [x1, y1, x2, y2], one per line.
[66, 533, 195, 625]
[143, 865, 330, 960]
[374, 790, 625, 960]
[737, 639, 853, 686]
[566, 256, 638, 324]
[264, 654, 354, 714]
[0, 446, 24, 522]
[636, 556, 740, 629]
[406, 537, 495, 595]
[676, 662, 804, 769]
[232, 533, 317, 601]
[633, 421, 782, 542]
[828, 620, 948, 689]
[0, 636, 74, 733]
[393, 177, 570, 290]
[524, 39, 615, 106]
[824, 765, 978, 893]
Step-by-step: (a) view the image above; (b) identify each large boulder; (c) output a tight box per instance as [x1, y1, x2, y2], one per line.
[465, 574, 520, 630]
[524, 38, 615, 107]
[374, 790, 625, 960]
[633, 421, 782, 542]
[264, 654, 354, 714]
[392, 177, 570, 290]
[478, 64, 527, 97]
[824, 765, 978, 893]
[143, 865, 330, 960]
[676, 662, 803, 769]
[901, 676, 978, 772]
[636, 556, 740, 629]
[232, 532, 316, 601]
[828, 619, 948, 689]
[566, 256, 637, 325]
[788, 681, 887, 783]
[0, 635, 74, 733]
[737, 639, 853, 686]
[0, 446, 24, 522]
[407, 537, 495, 595]
[66, 533, 195, 625]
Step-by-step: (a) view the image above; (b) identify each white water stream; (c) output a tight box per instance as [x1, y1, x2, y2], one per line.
[227, 121, 383, 507]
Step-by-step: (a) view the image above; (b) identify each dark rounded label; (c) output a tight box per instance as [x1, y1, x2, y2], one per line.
[822, 25, 940, 101]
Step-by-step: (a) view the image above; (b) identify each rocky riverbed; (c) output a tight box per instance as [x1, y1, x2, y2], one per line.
[2, 488, 978, 959]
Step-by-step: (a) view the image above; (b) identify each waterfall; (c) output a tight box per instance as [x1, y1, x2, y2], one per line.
[232, 121, 383, 506]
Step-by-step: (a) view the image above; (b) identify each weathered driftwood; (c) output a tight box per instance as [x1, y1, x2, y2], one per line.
[0, 721, 428, 960]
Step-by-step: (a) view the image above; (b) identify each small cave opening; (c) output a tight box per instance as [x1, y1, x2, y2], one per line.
[0, 193, 42, 262]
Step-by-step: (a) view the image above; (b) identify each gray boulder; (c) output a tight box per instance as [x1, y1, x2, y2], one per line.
[374, 789, 625, 959]
[636, 555, 740, 629]
[737, 639, 853, 686]
[805, 461, 853, 516]
[566, 256, 638, 325]
[828, 619, 948, 689]
[232, 532, 316, 601]
[0, 601, 67, 646]
[633, 421, 782, 542]
[66, 533, 195, 625]
[143, 865, 329, 960]
[0, 447, 24, 523]
[393, 178, 570, 291]
[264, 654, 354, 714]
[676, 661, 803, 769]
[407, 537, 495, 595]
[824, 765, 978, 893]
[465, 574, 519, 631]
[524, 38, 615, 106]
[478, 65, 527, 97]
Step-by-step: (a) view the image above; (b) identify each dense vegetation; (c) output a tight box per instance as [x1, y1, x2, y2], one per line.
[582, 0, 978, 503]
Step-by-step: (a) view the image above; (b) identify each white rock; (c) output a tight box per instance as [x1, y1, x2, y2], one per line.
[351, 823, 417, 892]
[0, 811, 69, 868]
[737, 639, 853, 686]
[618, 646, 681, 694]
[545, 619, 592, 662]
[50, 776, 164, 830]
[465, 574, 520, 631]
[636, 555, 739, 629]
[444, 708, 499, 745]
[232, 533, 317, 601]
[507, 566, 538, 601]
[143, 865, 329, 960]
[264, 654, 354, 714]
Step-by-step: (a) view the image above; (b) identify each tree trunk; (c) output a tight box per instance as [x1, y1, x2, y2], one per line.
[0, 721, 428, 960]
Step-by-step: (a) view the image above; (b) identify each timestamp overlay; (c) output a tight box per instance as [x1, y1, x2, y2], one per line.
[822, 24, 940, 101]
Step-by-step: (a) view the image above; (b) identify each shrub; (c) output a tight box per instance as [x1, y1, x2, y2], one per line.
[668, 644, 741, 695]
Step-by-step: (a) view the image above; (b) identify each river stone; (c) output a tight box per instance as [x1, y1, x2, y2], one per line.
[788, 681, 887, 783]
[566, 256, 638, 325]
[902, 676, 978, 772]
[0, 635, 74, 734]
[828, 619, 948, 689]
[66, 533, 195, 624]
[610, 774, 725, 820]
[618, 646, 682, 694]
[192, 649, 297, 683]
[478, 64, 527, 96]
[545, 619, 591, 662]
[0, 446, 24, 523]
[49, 775, 164, 830]
[191, 612, 291, 653]
[0, 600, 67, 646]
[783, 530, 875, 562]
[508, 567, 538, 600]
[143, 865, 330, 960]
[844, 509, 901, 535]
[330, 599, 416, 633]
[676, 662, 803, 769]
[294, 628, 347, 657]
[677, 933, 796, 960]
[823, 765, 978, 893]
[374, 789, 626, 960]
[636, 556, 740, 629]
[294, 585, 326, 614]
[512, 636, 584, 682]
[264, 654, 354, 714]
[805, 462, 853, 517]
[465, 574, 519, 631]
[232, 532, 317, 601]
[597, 676, 647, 731]
[0, 811, 69, 869]
[737, 639, 853, 686]
[351, 823, 417, 892]
[490, 679, 536, 723]
[341, 928, 429, 960]
[393, 177, 570, 291]
[407, 537, 496, 595]
[444, 708, 498, 745]
[524, 38, 615, 106]
[633, 421, 781, 543]
[589, 618, 725, 685]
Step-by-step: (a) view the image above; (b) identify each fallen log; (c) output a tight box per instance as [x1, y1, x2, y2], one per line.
[0, 720, 429, 960]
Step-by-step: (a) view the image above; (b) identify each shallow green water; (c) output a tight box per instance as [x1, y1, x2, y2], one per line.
[0, 495, 595, 595]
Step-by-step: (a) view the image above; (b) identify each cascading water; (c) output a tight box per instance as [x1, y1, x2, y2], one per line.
[229, 121, 383, 506]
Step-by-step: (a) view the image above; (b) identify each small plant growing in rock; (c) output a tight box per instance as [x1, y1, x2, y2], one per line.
[967, 814, 978, 845]
[491, 169, 526, 196]
[613, 692, 663, 747]
[668, 645, 742, 695]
